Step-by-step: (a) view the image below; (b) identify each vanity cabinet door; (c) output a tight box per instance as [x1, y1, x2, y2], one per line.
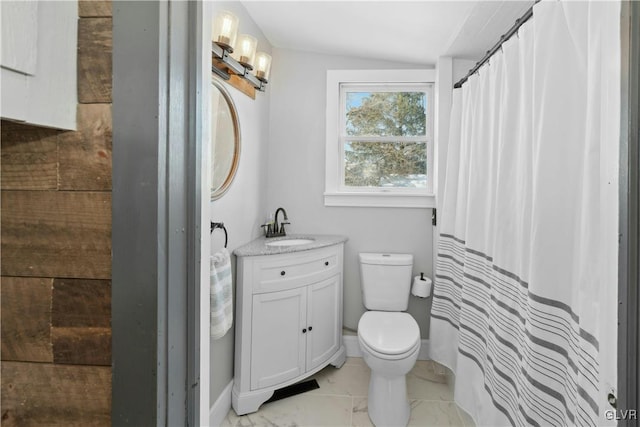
[306, 275, 341, 371]
[250, 287, 306, 390]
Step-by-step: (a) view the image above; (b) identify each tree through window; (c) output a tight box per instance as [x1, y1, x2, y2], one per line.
[340, 85, 430, 189]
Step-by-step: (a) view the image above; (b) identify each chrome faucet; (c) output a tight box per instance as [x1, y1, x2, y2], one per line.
[262, 207, 290, 238]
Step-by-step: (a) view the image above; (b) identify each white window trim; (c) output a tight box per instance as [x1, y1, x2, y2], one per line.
[325, 69, 436, 208]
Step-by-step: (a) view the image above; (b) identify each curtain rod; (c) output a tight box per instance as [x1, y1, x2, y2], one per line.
[453, 0, 540, 89]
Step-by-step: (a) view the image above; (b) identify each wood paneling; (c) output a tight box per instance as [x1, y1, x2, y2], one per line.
[78, 18, 112, 104]
[58, 104, 112, 190]
[78, 0, 112, 18]
[1, 361, 111, 427]
[52, 279, 110, 327]
[0, 3, 114, 424]
[0, 121, 59, 190]
[0, 277, 53, 363]
[1, 277, 112, 366]
[51, 278, 111, 365]
[52, 327, 111, 366]
[1, 191, 112, 279]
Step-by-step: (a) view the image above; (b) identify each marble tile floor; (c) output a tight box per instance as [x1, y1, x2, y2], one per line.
[222, 358, 475, 427]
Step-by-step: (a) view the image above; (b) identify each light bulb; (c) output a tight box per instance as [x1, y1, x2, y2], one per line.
[232, 34, 257, 69]
[254, 52, 272, 82]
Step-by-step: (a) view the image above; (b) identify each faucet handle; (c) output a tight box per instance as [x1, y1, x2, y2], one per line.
[279, 221, 290, 234]
[260, 223, 272, 236]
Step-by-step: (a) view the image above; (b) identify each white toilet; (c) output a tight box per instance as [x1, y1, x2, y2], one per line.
[357, 253, 420, 427]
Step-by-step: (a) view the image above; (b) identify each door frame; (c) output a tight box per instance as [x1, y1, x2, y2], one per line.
[618, 0, 639, 423]
[112, 1, 204, 425]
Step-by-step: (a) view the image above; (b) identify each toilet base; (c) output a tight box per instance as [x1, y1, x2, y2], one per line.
[367, 372, 410, 427]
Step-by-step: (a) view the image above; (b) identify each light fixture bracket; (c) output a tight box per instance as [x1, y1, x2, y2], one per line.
[212, 42, 266, 92]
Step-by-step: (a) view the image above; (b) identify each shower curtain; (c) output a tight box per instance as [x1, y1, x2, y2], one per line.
[429, 1, 620, 426]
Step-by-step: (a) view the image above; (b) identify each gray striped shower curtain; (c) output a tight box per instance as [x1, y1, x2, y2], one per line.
[429, 2, 621, 426]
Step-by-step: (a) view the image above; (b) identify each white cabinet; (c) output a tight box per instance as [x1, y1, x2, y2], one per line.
[1, 1, 77, 130]
[306, 276, 341, 371]
[250, 287, 306, 390]
[233, 243, 346, 415]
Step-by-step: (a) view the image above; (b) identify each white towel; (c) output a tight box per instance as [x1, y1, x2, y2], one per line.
[210, 248, 233, 339]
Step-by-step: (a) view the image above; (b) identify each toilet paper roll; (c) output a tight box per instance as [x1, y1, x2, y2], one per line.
[411, 275, 432, 298]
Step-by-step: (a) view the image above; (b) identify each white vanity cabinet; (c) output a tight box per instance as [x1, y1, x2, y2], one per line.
[232, 241, 346, 415]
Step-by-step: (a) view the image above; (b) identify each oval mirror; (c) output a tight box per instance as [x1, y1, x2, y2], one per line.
[211, 78, 240, 200]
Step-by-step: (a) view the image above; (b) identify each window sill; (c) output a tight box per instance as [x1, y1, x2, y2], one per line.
[323, 192, 435, 208]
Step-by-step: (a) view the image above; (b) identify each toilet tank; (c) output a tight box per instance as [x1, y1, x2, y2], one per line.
[359, 253, 413, 311]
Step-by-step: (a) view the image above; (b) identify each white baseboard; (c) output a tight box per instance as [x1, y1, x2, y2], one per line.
[343, 335, 431, 360]
[209, 380, 233, 427]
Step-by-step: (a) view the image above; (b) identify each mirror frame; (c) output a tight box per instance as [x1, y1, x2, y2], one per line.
[211, 77, 241, 200]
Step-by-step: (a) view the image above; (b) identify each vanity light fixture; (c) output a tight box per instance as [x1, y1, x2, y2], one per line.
[212, 11, 271, 92]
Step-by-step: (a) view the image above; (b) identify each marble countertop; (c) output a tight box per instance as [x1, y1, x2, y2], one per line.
[233, 234, 348, 257]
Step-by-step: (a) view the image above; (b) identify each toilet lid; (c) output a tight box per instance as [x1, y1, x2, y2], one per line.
[358, 311, 420, 355]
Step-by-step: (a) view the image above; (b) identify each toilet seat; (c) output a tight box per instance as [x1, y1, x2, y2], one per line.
[358, 311, 420, 359]
[359, 335, 420, 361]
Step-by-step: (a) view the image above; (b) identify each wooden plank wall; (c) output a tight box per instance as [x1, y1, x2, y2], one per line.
[1, 1, 113, 425]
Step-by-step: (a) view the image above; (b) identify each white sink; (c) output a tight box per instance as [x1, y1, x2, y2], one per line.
[266, 238, 315, 247]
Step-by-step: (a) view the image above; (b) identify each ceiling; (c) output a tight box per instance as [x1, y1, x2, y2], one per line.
[242, 1, 534, 65]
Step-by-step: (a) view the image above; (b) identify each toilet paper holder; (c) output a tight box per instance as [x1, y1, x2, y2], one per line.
[411, 272, 432, 298]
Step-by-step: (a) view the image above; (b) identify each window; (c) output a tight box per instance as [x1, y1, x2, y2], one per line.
[325, 70, 435, 208]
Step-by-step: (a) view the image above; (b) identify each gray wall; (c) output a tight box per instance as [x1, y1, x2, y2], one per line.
[265, 48, 435, 338]
[208, 2, 272, 407]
